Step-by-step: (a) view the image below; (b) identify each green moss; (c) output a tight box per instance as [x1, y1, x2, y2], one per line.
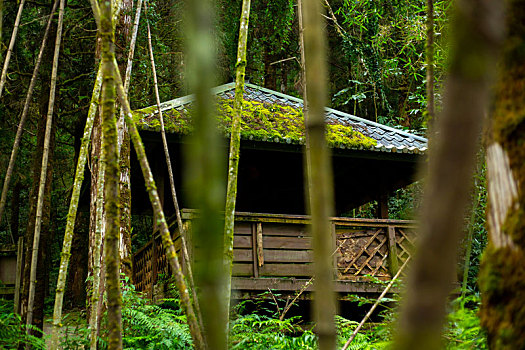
[135, 98, 377, 149]
[478, 245, 525, 349]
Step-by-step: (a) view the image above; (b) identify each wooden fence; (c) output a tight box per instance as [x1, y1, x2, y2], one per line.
[132, 210, 416, 296]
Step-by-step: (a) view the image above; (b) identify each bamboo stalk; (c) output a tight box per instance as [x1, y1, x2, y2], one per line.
[112, 58, 206, 349]
[224, 0, 251, 326]
[186, 1, 227, 348]
[0, 0, 25, 97]
[90, 153, 106, 350]
[49, 63, 103, 350]
[26, 0, 66, 334]
[301, 1, 336, 349]
[342, 257, 411, 350]
[143, 0, 203, 334]
[0, 0, 59, 231]
[426, 0, 435, 124]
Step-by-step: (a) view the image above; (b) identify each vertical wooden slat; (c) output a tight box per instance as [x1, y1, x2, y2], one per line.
[331, 222, 337, 279]
[251, 223, 259, 277]
[14, 237, 23, 313]
[151, 237, 158, 298]
[387, 225, 399, 275]
[256, 222, 264, 266]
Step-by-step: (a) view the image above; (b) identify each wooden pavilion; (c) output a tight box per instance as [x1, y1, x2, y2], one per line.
[129, 83, 427, 298]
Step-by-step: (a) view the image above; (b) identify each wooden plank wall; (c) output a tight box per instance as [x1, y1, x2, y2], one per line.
[131, 211, 416, 294]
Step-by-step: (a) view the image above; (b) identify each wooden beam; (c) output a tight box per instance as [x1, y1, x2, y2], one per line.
[256, 222, 264, 266]
[387, 226, 399, 275]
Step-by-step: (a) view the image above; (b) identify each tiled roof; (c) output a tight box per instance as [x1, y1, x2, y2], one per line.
[135, 82, 428, 154]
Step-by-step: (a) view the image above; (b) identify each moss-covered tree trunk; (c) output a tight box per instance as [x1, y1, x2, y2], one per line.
[392, 0, 502, 348]
[301, 0, 337, 349]
[479, 1, 525, 347]
[49, 64, 103, 349]
[224, 0, 251, 325]
[99, 0, 123, 347]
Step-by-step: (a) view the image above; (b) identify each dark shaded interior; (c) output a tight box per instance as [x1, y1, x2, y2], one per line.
[126, 131, 423, 217]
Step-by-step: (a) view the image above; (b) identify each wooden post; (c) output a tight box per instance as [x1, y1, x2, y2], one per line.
[151, 238, 158, 299]
[14, 236, 23, 313]
[387, 226, 399, 276]
[256, 222, 264, 267]
[378, 194, 389, 219]
[251, 223, 259, 278]
[332, 222, 337, 279]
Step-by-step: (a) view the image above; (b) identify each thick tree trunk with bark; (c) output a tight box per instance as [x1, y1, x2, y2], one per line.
[479, 1, 525, 347]
[392, 0, 502, 348]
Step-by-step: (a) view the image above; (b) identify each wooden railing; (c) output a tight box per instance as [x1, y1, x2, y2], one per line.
[132, 210, 416, 295]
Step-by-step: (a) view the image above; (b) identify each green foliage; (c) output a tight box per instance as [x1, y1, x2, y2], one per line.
[0, 300, 46, 349]
[120, 283, 193, 349]
[444, 295, 488, 349]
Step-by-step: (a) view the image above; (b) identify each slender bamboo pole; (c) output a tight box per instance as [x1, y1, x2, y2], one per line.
[0, 0, 59, 231]
[90, 154, 106, 350]
[301, 0, 337, 349]
[143, 0, 203, 334]
[223, 0, 251, 325]
[113, 58, 206, 349]
[49, 64, 103, 349]
[342, 258, 411, 350]
[26, 0, 66, 333]
[0, 0, 25, 97]
[426, 0, 435, 124]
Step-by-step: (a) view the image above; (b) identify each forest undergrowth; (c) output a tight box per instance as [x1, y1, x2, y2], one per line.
[0, 280, 487, 349]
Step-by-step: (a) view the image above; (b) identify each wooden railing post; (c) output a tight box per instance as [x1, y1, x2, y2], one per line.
[387, 226, 399, 276]
[151, 238, 158, 299]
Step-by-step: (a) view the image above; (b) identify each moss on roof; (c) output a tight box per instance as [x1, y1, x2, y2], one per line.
[134, 98, 377, 149]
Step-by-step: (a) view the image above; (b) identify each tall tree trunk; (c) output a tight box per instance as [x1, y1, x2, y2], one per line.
[479, 1, 525, 347]
[49, 64, 103, 349]
[0, 0, 25, 97]
[0, 0, 59, 229]
[426, 0, 434, 123]
[224, 0, 251, 327]
[99, 0, 123, 348]
[9, 180, 21, 239]
[26, 0, 65, 332]
[301, 0, 337, 349]
[186, 1, 226, 348]
[116, 0, 133, 281]
[392, 0, 502, 348]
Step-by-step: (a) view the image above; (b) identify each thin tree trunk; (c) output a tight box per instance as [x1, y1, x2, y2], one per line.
[0, 0, 59, 230]
[426, 0, 435, 123]
[90, 158, 106, 350]
[461, 174, 481, 298]
[113, 58, 205, 349]
[99, 0, 123, 348]
[49, 64, 103, 349]
[479, 1, 525, 347]
[392, 0, 502, 348]
[26, 0, 65, 332]
[301, 1, 336, 349]
[143, 0, 203, 334]
[223, 0, 251, 326]
[186, 1, 226, 348]
[0, 0, 25, 97]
